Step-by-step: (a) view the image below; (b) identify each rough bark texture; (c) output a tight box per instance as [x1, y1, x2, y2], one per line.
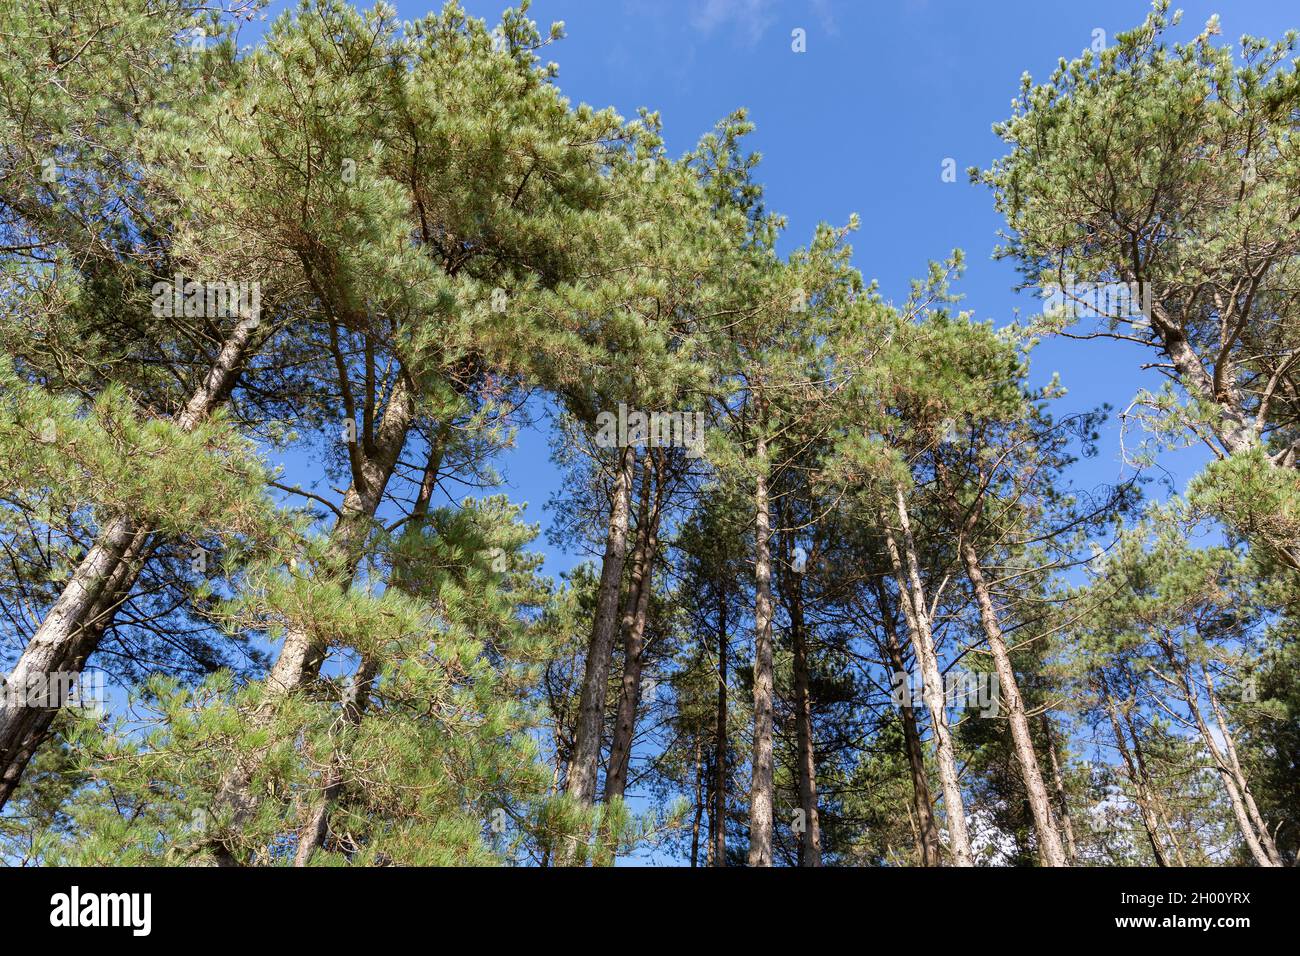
[0, 314, 263, 808]
[959, 538, 1068, 867]
[882, 489, 974, 866]
[877, 578, 941, 867]
[747, 438, 775, 867]
[604, 457, 661, 804]
[566, 445, 635, 809]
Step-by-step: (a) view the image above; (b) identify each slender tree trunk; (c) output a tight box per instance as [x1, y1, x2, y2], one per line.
[876, 577, 941, 866]
[1161, 648, 1277, 867]
[605, 457, 661, 804]
[1101, 690, 1169, 866]
[959, 539, 1068, 866]
[208, 373, 416, 864]
[713, 589, 728, 867]
[0, 314, 263, 808]
[1204, 667, 1282, 865]
[292, 655, 379, 866]
[1040, 713, 1078, 864]
[1157, 805, 1190, 867]
[882, 489, 974, 866]
[566, 445, 636, 811]
[690, 737, 704, 868]
[292, 429, 450, 866]
[781, 526, 820, 867]
[748, 436, 775, 867]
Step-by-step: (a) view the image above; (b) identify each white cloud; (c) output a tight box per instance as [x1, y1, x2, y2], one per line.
[689, 0, 776, 47]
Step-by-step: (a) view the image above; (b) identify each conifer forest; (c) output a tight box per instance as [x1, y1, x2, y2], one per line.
[1, 0, 1298, 889]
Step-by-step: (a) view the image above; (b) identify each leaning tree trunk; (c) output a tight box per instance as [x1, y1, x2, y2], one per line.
[876, 577, 941, 866]
[881, 488, 974, 866]
[747, 436, 776, 867]
[1203, 667, 1282, 865]
[1101, 690, 1170, 867]
[207, 374, 416, 864]
[0, 313, 263, 808]
[566, 445, 636, 812]
[1160, 645, 1277, 867]
[959, 539, 1068, 867]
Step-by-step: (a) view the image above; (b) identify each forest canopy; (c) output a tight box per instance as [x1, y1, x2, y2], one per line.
[0, 0, 1296, 869]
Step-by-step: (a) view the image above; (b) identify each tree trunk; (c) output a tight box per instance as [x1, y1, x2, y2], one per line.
[780, 516, 820, 867]
[747, 436, 775, 867]
[1101, 690, 1170, 866]
[713, 588, 728, 867]
[292, 655, 379, 866]
[0, 313, 263, 808]
[1203, 667, 1282, 865]
[1040, 712, 1079, 864]
[566, 445, 635, 810]
[690, 737, 704, 868]
[604, 457, 661, 804]
[208, 373, 416, 864]
[1160, 646, 1277, 867]
[959, 538, 1068, 867]
[876, 577, 941, 866]
[881, 489, 974, 866]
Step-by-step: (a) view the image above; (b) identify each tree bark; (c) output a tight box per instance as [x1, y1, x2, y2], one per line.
[1101, 689, 1170, 866]
[0, 313, 263, 808]
[604, 456, 661, 804]
[566, 445, 635, 809]
[958, 538, 1068, 866]
[777, 504, 820, 867]
[747, 435, 775, 867]
[208, 373, 416, 864]
[292, 655, 379, 866]
[690, 737, 704, 868]
[713, 586, 728, 867]
[1157, 643, 1277, 867]
[1040, 712, 1079, 864]
[881, 488, 974, 866]
[1203, 666, 1282, 865]
[875, 577, 941, 866]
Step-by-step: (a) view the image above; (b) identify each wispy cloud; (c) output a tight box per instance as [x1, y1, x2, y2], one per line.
[688, 0, 776, 47]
